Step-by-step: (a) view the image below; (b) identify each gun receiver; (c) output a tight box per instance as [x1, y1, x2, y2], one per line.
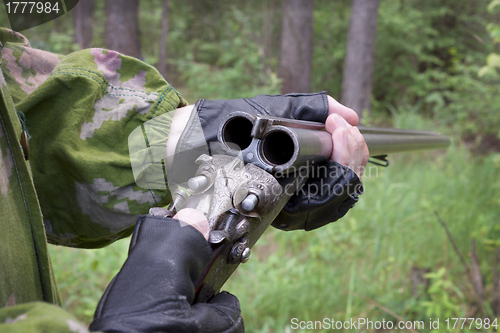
[180, 113, 450, 302]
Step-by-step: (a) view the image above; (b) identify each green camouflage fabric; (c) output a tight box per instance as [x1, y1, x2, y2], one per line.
[0, 27, 187, 331]
[0, 27, 70, 331]
[0, 28, 187, 248]
[0, 30, 59, 308]
[0, 302, 91, 333]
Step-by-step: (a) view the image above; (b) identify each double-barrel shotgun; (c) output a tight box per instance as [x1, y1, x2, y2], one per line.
[151, 112, 450, 302]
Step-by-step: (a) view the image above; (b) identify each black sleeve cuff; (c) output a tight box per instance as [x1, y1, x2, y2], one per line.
[272, 161, 363, 231]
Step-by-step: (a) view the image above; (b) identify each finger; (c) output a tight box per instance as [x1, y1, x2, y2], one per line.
[346, 129, 360, 170]
[331, 127, 350, 166]
[327, 95, 359, 126]
[207, 291, 241, 310]
[173, 208, 210, 240]
[349, 126, 369, 177]
[191, 292, 244, 331]
[325, 113, 351, 134]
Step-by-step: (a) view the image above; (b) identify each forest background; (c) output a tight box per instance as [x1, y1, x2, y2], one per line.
[1, 0, 500, 332]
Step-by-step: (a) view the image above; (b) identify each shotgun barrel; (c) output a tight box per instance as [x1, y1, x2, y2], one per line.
[358, 126, 451, 157]
[218, 112, 451, 173]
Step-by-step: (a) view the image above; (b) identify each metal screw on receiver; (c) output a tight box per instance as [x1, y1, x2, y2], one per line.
[241, 247, 251, 263]
[188, 175, 209, 191]
[241, 194, 259, 211]
[229, 242, 252, 264]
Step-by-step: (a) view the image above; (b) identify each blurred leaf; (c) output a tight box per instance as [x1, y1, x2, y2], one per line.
[486, 53, 500, 67]
[487, 0, 500, 12]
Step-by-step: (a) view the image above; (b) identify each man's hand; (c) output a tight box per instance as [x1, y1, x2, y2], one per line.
[270, 94, 366, 231]
[89, 214, 243, 333]
[325, 95, 369, 178]
[174, 208, 210, 240]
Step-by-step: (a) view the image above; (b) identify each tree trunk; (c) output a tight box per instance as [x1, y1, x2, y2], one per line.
[73, 0, 94, 49]
[341, 0, 381, 119]
[279, 0, 314, 94]
[158, 0, 170, 77]
[105, 0, 142, 59]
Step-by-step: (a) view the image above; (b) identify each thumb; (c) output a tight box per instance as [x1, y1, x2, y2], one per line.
[174, 208, 210, 240]
[191, 291, 244, 333]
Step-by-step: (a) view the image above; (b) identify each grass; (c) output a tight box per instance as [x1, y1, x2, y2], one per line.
[224, 145, 500, 332]
[49, 238, 129, 321]
[48, 113, 500, 332]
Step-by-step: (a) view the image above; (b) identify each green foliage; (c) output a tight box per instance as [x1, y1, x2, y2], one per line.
[311, 0, 351, 95]
[373, 0, 499, 139]
[49, 239, 129, 321]
[471, 153, 500, 251]
[420, 268, 465, 319]
[139, 0, 282, 100]
[315, 0, 500, 146]
[175, 35, 281, 100]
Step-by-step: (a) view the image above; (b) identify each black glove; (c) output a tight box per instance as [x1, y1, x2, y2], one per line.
[272, 161, 364, 231]
[89, 215, 244, 333]
[170, 92, 362, 231]
[195, 92, 329, 143]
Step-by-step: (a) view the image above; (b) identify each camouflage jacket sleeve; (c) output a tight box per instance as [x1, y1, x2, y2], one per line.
[0, 302, 99, 333]
[0, 28, 187, 248]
